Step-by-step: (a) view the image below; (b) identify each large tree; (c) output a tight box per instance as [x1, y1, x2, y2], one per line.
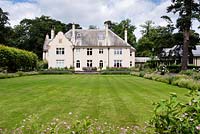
[167, 0, 200, 70]
[0, 8, 13, 44]
[10, 16, 81, 59]
[105, 19, 137, 47]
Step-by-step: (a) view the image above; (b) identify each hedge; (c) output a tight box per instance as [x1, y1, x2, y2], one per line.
[0, 45, 38, 72]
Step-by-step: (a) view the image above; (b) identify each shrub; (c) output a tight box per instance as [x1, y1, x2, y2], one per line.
[0, 45, 38, 72]
[82, 67, 97, 72]
[167, 64, 181, 73]
[37, 60, 48, 70]
[139, 71, 145, 77]
[150, 90, 200, 134]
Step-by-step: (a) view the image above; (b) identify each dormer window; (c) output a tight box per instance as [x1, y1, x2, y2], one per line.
[77, 33, 81, 38]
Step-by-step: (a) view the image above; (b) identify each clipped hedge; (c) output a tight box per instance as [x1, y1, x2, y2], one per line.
[0, 45, 38, 72]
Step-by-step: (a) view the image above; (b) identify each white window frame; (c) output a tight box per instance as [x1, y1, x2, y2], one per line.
[76, 60, 80, 68]
[114, 48, 122, 55]
[56, 48, 64, 55]
[87, 60, 92, 67]
[99, 49, 103, 54]
[87, 48, 92, 55]
[99, 60, 103, 68]
[114, 60, 122, 68]
[56, 60, 64, 68]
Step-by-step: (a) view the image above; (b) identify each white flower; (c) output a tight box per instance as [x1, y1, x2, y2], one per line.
[196, 125, 200, 130]
[69, 112, 72, 115]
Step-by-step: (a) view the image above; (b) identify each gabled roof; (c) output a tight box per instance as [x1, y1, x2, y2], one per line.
[192, 45, 200, 57]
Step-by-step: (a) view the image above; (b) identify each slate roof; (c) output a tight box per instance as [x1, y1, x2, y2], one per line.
[43, 28, 135, 51]
[65, 29, 133, 48]
[192, 45, 200, 57]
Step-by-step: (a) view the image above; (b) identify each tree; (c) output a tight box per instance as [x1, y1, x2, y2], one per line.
[140, 20, 155, 37]
[0, 8, 13, 44]
[89, 25, 97, 29]
[105, 19, 137, 47]
[10, 16, 81, 59]
[167, 0, 200, 70]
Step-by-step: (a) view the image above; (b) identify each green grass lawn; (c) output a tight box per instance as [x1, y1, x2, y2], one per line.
[0, 75, 188, 129]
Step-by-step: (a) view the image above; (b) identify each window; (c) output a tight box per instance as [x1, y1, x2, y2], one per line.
[87, 48, 92, 55]
[56, 48, 64, 55]
[99, 60, 103, 68]
[130, 51, 132, 56]
[77, 33, 81, 38]
[87, 60, 92, 67]
[76, 48, 80, 52]
[56, 60, 64, 68]
[114, 49, 122, 55]
[99, 49, 103, 54]
[114, 60, 122, 68]
[130, 61, 132, 67]
[76, 60, 80, 68]
[59, 39, 62, 44]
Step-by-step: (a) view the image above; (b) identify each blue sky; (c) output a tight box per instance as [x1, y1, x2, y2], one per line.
[1, 0, 199, 38]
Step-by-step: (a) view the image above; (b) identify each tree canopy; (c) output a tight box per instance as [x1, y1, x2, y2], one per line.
[105, 19, 137, 47]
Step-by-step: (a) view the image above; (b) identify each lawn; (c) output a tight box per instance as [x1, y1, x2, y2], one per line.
[0, 75, 188, 129]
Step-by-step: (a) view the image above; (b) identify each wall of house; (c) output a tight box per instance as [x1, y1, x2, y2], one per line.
[46, 32, 73, 68]
[74, 47, 135, 71]
[193, 57, 200, 66]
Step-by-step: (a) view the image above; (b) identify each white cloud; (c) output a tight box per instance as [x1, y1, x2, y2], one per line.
[0, 0, 199, 39]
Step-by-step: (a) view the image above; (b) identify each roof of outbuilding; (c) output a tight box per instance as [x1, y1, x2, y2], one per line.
[192, 45, 200, 57]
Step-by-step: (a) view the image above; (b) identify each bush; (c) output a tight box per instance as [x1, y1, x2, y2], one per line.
[39, 70, 73, 74]
[0, 45, 38, 72]
[167, 64, 181, 73]
[82, 67, 97, 72]
[0, 72, 38, 79]
[150, 90, 200, 134]
[37, 60, 48, 70]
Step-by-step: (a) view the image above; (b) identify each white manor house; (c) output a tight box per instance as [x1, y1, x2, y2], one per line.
[43, 23, 136, 71]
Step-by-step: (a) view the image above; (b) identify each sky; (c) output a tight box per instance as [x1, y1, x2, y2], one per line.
[0, 0, 200, 39]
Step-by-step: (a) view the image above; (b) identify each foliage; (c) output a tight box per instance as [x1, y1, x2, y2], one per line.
[37, 60, 48, 70]
[0, 45, 38, 72]
[0, 72, 38, 79]
[9, 16, 81, 59]
[82, 67, 97, 71]
[150, 90, 200, 134]
[105, 19, 137, 47]
[0, 8, 14, 45]
[167, 0, 200, 70]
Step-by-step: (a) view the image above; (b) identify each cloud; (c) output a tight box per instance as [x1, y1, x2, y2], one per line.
[0, 0, 199, 39]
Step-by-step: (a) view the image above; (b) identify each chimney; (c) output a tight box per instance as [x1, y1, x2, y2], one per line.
[45, 34, 49, 40]
[71, 23, 76, 44]
[51, 28, 55, 39]
[124, 28, 128, 43]
[104, 22, 109, 45]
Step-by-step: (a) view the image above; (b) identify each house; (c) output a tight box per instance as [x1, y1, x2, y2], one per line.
[43, 22, 136, 71]
[192, 45, 200, 66]
[160, 45, 200, 66]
